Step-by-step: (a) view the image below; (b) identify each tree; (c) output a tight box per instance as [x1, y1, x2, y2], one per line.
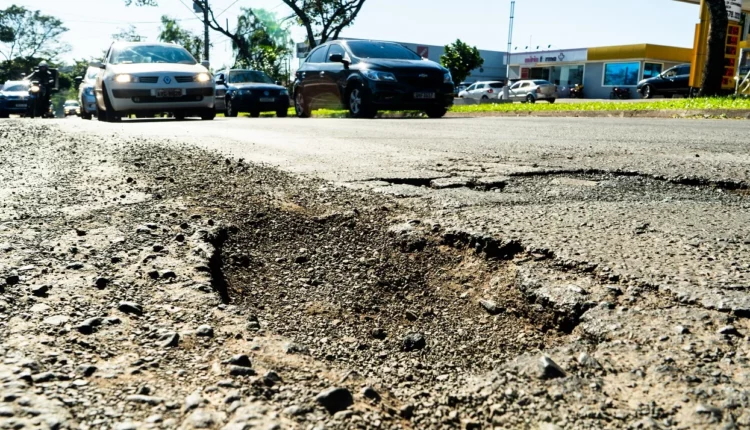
[0, 5, 69, 62]
[441, 39, 484, 85]
[112, 25, 143, 42]
[700, 0, 729, 96]
[231, 9, 292, 82]
[280, 0, 367, 48]
[159, 16, 203, 60]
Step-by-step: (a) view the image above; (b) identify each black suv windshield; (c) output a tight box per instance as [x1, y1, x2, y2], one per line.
[228, 71, 274, 84]
[347, 41, 422, 60]
[110, 45, 196, 65]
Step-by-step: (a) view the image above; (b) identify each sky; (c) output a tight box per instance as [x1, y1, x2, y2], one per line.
[2, 0, 701, 70]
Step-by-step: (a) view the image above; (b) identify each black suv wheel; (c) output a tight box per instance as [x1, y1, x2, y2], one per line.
[295, 89, 311, 118]
[348, 84, 375, 118]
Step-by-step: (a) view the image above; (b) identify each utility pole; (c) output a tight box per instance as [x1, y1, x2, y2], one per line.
[506, 0, 515, 80]
[193, 0, 210, 62]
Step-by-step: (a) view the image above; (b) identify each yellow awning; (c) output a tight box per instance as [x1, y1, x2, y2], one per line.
[674, 0, 750, 12]
[587, 44, 693, 62]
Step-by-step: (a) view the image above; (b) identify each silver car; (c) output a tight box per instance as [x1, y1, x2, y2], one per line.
[500, 79, 558, 103]
[78, 66, 100, 120]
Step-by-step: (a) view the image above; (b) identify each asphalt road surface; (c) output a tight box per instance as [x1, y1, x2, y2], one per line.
[59, 116, 750, 317]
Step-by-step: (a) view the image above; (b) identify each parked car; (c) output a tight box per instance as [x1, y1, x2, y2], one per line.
[499, 79, 558, 103]
[214, 69, 289, 117]
[293, 39, 454, 118]
[454, 82, 471, 96]
[637, 64, 691, 99]
[92, 42, 215, 122]
[78, 66, 100, 120]
[458, 81, 505, 100]
[0, 81, 31, 118]
[64, 100, 80, 116]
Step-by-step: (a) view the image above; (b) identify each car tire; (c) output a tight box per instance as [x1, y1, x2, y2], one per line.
[81, 111, 91, 120]
[225, 98, 238, 117]
[250, 111, 260, 118]
[201, 109, 215, 121]
[174, 113, 186, 121]
[481, 95, 489, 100]
[102, 85, 120, 122]
[525, 94, 536, 104]
[295, 89, 311, 118]
[664, 93, 673, 99]
[425, 107, 447, 118]
[0, 111, 8, 119]
[641, 85, 653, 99]
[548, 98, 556, 104]
[276, 109, 288, 118]
[347, 84, 375, 119]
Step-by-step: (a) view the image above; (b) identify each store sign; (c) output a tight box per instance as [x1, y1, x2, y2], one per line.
[726, 0, 742, 22]
[723, 23, 742, 89]
[416, 46, 429, 58]
[511, 49, 587, 65]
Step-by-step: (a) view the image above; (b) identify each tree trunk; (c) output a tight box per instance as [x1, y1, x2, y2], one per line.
[700, 0, 729, 96]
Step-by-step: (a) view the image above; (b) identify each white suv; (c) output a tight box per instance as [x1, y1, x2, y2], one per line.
[93, 42, 215, 122]
[458, 81, 505, 100]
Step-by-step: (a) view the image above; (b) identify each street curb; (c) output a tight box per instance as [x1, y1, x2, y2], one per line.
[444, 109, 750, 119]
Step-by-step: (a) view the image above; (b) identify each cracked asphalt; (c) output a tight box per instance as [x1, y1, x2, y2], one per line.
[59, 116, 750, 317]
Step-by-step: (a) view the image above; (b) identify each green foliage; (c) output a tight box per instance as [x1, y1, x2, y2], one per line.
[441, 39, 484, 85]
[0, 5, 69, 66]
[159, 16, 204, 61]
[451, 97, 750, 113]
[112, 25, 143, 42]
[232, 9, 292, 83]
[281, 0, 367, 47]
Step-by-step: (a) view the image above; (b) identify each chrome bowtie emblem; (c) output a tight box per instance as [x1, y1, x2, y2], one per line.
[264, 90, 269, 96]
[419, 74, 428, 78]
[163, 76, 172, 84]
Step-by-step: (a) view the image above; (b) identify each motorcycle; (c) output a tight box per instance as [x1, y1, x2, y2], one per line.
[25, 81, 46, 118]
[570, 84, 584, 99]
[610, 87, 631, 100]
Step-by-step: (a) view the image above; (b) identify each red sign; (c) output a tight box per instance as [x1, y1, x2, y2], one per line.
[416, 46, 429, 58]
[520, 68, 529, 79]
[723, 23, 742, 89]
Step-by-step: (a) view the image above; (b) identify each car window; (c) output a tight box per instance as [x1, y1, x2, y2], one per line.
[521, 82, 530, 88]
[678, 66, 690, 75]
[466, 84, 476, 91]
[489, 83, 503, 88]
[533, 80, 550, 85]
[306, 46, 328, 64]
[327, 44, 346, 62]
[110, 45, 196, 65]
[2, 83, 28, 92]
[85, 67, 99, 81]
[663, 68, 677, 78]
[346, 41, 421, 60]
[228, 70, 274, 84]
[476, 84, 486, 89]
[510, 82, 521, 90]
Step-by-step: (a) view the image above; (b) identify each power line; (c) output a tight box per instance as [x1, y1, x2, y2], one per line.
[216, 0, 241, 18]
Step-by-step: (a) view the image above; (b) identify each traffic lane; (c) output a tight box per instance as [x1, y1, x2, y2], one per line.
[60, 116, 750, 185]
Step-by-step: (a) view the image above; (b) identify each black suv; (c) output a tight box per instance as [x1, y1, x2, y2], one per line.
[293, 40, 454, 118]
[215, 69, 290, 117]
[637, 64, 691, 99]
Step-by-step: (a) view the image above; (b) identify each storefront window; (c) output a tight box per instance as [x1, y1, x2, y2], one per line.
[643, 63, 663, 79]
[603, 62, 641, 86]
[551, 65, 584, 86]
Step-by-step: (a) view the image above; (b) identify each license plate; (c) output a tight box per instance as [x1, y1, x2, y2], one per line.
[16, 104, 26, 108]
[259, 97, 275, 103]
[156, 89, 182, 98]
[414, 92, 435, 99]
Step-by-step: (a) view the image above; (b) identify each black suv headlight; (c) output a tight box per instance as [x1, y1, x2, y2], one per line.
[444, 72, 453, 84]
[362, 70, 397, 82]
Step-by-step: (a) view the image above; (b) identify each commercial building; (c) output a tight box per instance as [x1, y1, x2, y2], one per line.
[508, 44, 692, 99]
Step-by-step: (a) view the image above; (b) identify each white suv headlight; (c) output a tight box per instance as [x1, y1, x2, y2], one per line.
[196, 73, 211, 82]
[362, 70, 397, 82]
[114, 74, 132, 83]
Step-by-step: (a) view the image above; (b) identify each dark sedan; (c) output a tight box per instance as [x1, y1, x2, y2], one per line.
[0, 81, 31, 118]
[293, 40, 454, 118]
[215, 70, 290, 117]
[637, 64, 691, 99]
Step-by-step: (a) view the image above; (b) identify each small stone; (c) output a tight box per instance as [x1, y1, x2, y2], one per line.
[77, 365, 97, 377]
[405, 310, 418, 321]
[126, 395, 163, 405]
[371, 328, 387, 340]
[402, 332, 426, 352]
[284, 342, 309, 355]
[228, 365, 255, 376]
[479, 299, 503, 315]
[148, 270, 160, 280]
[43, 315, 69, 326]
[114, 422, 138, 430]
[538, 356, 566, 379]
[5, 274, 20, 285]
[399, 404, 415, 419]
[315, 387, 353, 414]
[118, 301, 143, 316]
[31, 372, 56, 383]
[159, 332, 180, 348]
[577, 353, 603, 370]
[695, 403, 723, 421]
[0, 406, 14, 417]
[66, 262, 84, 270]
[75, 229, 87, 237]
[223, 391, 241, 404]
[175, 234, 185, 242]
[362, 386, 381, 402]
[95, 277, 109, 289]
[196, 325, 214, 337]
[184, 391, 203, 411]
[187, 410, 216, 428]
[153, 244, 165, 252]
[229, 354, 252, 367]
[674, 325, 690, 335]
[161, 270, 176, 279]
[263, 371, 281, 386]
[718, 326, 741, 337]
[30, 285, 50, 297]
[294, 255, 309, 264]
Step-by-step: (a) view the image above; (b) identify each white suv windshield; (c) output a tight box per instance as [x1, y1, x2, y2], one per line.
[2, 84, 28, 92]
[110, 45, 196, 65]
